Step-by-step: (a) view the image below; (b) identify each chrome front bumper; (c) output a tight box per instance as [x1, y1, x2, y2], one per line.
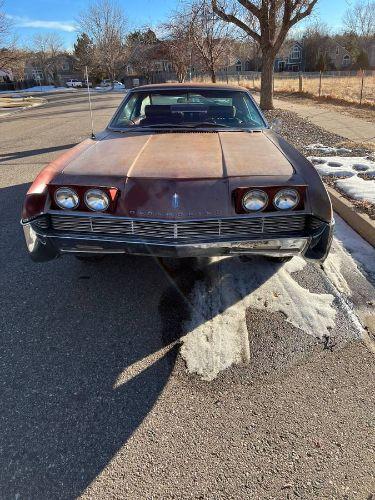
[22, 220, 333, 262]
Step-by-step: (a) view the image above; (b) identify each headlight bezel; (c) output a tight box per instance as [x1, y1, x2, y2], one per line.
[242, 189, 269, 212]
[54, 187, 79, 210]
[84, 188, 110, 212]
[273, 188, 300, 211]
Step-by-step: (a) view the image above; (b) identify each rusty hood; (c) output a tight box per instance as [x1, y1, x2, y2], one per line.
[58, 130, 294, 181]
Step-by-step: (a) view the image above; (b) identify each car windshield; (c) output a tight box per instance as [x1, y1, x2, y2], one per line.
[110, 89, 266, 130]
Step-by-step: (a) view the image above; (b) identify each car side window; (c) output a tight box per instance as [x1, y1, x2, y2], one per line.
[139, 95, 151, 118]
[115, 94, 138, 125]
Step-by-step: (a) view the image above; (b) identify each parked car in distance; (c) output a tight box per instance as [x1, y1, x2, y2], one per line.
[21, 83, 333, 263]
[66, 79, 83, 88]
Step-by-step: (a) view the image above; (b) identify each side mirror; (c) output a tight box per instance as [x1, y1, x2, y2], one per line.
[270, 118, 282, 133]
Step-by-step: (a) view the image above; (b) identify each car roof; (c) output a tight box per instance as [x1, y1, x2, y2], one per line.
[131, 82, 249, 92]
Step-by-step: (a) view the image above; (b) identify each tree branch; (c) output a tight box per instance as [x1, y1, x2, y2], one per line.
[211, 0, 261, 43]
[290, 0, 319, 27]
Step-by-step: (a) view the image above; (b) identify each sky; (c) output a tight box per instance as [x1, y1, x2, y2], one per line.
[5, 0, 349, 49]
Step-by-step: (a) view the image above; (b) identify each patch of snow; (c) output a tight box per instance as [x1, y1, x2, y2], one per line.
[333, 215, 375, 281]
[336, 176, 375, 203]
[94, 85, 127, 93]
[0, 86, 76, 94]
[322, 251, 352, 295]
[308, 156, 375, 204]
[181, 256, 336, 381]
[306, 144, 352, 154]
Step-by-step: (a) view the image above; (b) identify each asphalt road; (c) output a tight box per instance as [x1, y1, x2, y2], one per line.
[0, 91, 374, 499]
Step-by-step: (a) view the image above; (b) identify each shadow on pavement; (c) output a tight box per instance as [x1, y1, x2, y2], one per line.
[0, 183, 182, 498]
[0, 183, 281, 498]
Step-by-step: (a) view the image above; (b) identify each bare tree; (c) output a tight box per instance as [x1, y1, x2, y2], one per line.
[212, 0, 319, 109]
[162, 17, 193, 83]
[0, 1, 21, 71]
[126, 29, 161, 83]
[30, 33, 65, 85]
[188, 0, 234, 83]
[0, 0, 10, 45]
[78, 0, 128, 82]
[343, 1, 375, 40]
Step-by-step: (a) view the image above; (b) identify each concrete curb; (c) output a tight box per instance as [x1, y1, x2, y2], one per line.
[327, 186, 375, 247]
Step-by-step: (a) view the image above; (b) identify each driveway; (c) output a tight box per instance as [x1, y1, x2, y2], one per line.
[0, 92, 374, 499]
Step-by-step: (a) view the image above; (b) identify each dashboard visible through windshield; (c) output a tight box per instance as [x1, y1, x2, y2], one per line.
[110, 89, 266, 131]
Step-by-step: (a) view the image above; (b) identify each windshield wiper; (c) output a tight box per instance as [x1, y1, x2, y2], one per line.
[191, 122, 231, 128]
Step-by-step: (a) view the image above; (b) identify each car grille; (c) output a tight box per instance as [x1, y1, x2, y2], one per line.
[44, 213, 318, 241]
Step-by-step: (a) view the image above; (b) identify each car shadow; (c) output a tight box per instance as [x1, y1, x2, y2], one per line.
[0, 183, 282, 498]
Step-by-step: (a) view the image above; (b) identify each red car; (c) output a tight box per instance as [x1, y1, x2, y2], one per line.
[21, 83, 333, 263]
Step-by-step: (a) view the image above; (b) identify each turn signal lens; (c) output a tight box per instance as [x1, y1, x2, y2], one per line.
[55, 188, 79, 210]
[242, 189, 268, 212]
[84, 189, 110, 211]
[273, 189, 300, 210]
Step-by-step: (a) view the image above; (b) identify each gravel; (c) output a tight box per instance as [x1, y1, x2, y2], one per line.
[264, 109, 374, 158]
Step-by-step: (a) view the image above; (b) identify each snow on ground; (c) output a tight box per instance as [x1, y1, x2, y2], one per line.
[333, 214, 375, 281]
[306, 144, 352, 154]
[181, 256, 336, 381]
[308, 155, 375, 203]
[0, 86, 76, 94]
[335, 176, 375, 203]
[94, 84, 127, 93]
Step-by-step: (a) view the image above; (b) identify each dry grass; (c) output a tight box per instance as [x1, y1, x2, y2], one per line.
[246, 74, 375, 107]
[193, 73, 375, 107]
[278, 75, 374, 106]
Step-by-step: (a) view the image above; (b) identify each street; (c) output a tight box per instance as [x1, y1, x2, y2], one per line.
[0, 92, 374, 499]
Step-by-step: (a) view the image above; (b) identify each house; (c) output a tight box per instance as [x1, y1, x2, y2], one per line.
[364, 40, 375, 69]
[24, 54, 81, 85]
[318, 41, 352, 70]
[216, 41, 261, 75]
[0, 68, 13, 82]
[274, 41, 304, 72]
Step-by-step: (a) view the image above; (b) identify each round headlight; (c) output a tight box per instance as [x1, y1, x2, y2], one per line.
[242, 189, 268, 212]
[54, 187, 79, 210]
[84, 189, 110, 211]
[273, 189, 300, 210]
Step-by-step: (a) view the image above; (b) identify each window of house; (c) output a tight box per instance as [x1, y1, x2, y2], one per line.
[291, 46, 301, 60]
[235, 60, 242, 72]
[62, 61, 70, 71]
[336, 46, 339, 55]
[342, 54, 350, 66]
[32, 69, 43, 80]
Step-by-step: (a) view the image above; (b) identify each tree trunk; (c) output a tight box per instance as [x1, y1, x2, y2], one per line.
[260, 51, 275, 110]
[210, 67, 216, 83]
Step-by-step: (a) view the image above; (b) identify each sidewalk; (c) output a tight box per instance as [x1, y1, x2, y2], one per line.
[254, 93, 375, 143]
